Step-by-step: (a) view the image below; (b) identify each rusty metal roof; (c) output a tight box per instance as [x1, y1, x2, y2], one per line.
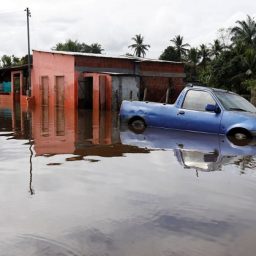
[33, 49, 183, 65]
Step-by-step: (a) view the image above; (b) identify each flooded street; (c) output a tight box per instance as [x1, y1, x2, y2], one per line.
[1, 106, 256, 256]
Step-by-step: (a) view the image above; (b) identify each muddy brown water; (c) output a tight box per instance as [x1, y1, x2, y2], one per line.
[1, 106, 256, 256]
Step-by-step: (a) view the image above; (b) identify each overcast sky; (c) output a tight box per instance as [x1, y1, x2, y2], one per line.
[0, 0, 255, 59]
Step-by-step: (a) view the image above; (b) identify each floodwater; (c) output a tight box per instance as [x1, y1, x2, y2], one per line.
[1, 105, 256, 256]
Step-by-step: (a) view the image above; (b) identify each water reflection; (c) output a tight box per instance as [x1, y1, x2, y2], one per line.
[120, 127, 256, 173]
[1, 104, 256, 172]
[2, 106, 256, 255]
[31, 106, 149, 158]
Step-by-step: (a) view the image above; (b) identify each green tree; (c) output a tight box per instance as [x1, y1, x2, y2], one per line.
[242, 48, 256, 77]
[1, 55, 12, 67]
[52, 39, 104, 54]
[19, 54, 33, 65]
[11, 55, 20, 66]
[159, 46, 180, 61]
[170, 35, 190, 61]
[128, 34, 150, 57]
[89, 43, 104, 54]
[231, 15, 256, 47]
[0, 54, 32, 68]
[210, 39, 224, 58]
[198, 44, 211, 69]
[53, 39, 82, 52]
[186, 47, 200, 81]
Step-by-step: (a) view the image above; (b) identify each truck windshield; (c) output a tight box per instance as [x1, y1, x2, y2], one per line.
[215, 91, 256, 113]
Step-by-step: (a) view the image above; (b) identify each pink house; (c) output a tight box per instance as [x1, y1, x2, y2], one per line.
[1, 50, 185, 111]
[31, 50, 185, 111]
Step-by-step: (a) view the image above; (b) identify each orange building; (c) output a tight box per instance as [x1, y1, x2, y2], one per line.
[31, 50, 185, 111]
[0, 50, 185, 111]
[0, 65, 29, 108]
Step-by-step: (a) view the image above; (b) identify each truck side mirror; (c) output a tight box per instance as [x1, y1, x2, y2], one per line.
[205, 104, 221, 114]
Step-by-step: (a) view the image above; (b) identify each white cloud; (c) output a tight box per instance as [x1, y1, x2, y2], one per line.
[0, 0, 255, 58]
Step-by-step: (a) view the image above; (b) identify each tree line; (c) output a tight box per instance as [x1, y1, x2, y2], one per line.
[161, 15, 256, 95]
[1, 15, 255, 94]
[0, 55, 29, 68]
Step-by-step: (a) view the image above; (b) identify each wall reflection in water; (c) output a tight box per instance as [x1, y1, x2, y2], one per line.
[31, 105, 149, 158]
[0, 105, 30, 139]
[1, 104, 256, 173]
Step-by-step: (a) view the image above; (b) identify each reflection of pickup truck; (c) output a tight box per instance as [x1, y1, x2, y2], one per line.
[120, 127, 256, 172]
[120, 85, 256, 146]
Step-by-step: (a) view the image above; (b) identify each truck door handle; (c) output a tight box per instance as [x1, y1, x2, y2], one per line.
[177, 110, 185, 115]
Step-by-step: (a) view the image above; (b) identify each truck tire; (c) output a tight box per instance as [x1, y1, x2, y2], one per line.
[227, 129, 252, 146]
[128, 117, 146, 134]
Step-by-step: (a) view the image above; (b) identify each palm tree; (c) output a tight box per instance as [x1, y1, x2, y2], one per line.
[210, 39, 223, 58]
[187, 48, 199, 65]
[198, 44, 211, 69]
[89, 43, 104, 54]
[243, 48, 256, 77]
[231, 15, 256, 47]
[186, 47, 200, 81]
[170, 35, 190, 61]
[128, 34, 150, 57]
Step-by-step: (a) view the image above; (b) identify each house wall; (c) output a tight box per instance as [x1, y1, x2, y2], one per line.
[111, 76, 140, 110]
[0, 70, 12, 106]
[138, 61, 185, 103]
[32, 51, 76, 109]
[75, 56, 185, 104]
[75, 56, 135, 74]
[141, 76, 184, 103]
[139, 61, 184, 74]
[32, 51, 185, 109]
[0, 95, 12, 107]
[0, 70, 27, 108]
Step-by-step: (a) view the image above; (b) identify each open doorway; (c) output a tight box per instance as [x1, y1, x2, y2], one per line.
[78, 77, 93, 109]
[13, 73, 21, 104]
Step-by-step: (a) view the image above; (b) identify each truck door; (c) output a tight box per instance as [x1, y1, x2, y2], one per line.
[177, 89, 222, 134]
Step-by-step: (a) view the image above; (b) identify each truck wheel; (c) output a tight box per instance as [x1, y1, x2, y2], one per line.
[227, 129, 252, 146]
[128, 118, 146, 134]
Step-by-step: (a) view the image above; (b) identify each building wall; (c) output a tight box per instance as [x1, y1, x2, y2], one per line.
[0, 70, 27, 108]
[75, 56, 185, 105]
[32, 51, 76, 109]
[138, 61, 185, 103]
[75, 56, 135, 74]
[141, 76, 184, 103]
[112, 76, 140, 110]
[32, 51, 185, 109]
[140, 61, 184, 74]
[0, 95, 12, 107]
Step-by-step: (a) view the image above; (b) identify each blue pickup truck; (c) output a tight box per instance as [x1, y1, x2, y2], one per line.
[120, 85, 256, 146]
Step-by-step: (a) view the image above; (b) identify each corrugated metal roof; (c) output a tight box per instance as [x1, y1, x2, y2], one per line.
[33, 49, 183, 65]
[83, 71, 139, 76]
